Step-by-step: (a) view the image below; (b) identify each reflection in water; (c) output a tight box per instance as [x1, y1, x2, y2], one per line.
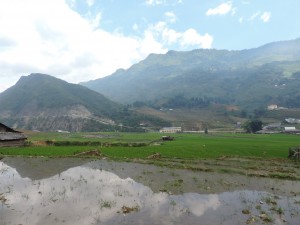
[0, 161, 300, 225]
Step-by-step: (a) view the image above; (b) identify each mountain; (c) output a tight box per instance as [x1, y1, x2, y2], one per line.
[0, 74, 169, 131]
[82, 38, 300, 110]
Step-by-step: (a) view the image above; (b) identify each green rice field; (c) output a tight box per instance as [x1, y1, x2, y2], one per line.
[0, 132, 299, 160]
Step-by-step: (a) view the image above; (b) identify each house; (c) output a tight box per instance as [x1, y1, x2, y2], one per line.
[0, 123, 27, 147]
[267, 104, 278, 110]
[284, 127, 296, 131]
[283, 126, 300, 134]
[285, 118, 300, 124]
[262, 123, 282, 131]
[159, 127, 182, 133]
[161, 136, 174, 141]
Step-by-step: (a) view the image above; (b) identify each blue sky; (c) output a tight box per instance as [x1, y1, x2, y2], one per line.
[0, 0, 300, 92]
[72, 0, 300, 50]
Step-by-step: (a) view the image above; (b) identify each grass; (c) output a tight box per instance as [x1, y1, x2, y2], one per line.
[101, 133, 298, 160]
[27, 131, 160, 143]
[1, 132, 300, 180]
[0, 132, 299, 160]
[0, 146, 96, 157]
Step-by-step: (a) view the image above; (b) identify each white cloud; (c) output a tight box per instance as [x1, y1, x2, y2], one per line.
[140, 30, 167, 55]
[164, 11, 177, 23]
[231, 7, 237, 16]
[181, 29, 213, 49]
[0, 0, 214, 93]
[132, 23, 139, 31]
[206, 1, 233, 16]
[0, 0, 169, 92]
[86, 0, 95, 7]
[242, 1, 250, 4]
[248, 11, 271, 23]
[66, 0, 76, 8]
[238, 17, 244, 23]
[145, 0, 164, 6]
[248, 11, 261, 21]
[147, 21, 213, 49]
[261, 11, 271, 23]
[87, 12, 102, 29]
[146, 0, 182, 6]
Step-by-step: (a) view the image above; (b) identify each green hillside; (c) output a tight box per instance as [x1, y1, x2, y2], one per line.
[0, 73, 120, 116]
[0, 74, 169, 131]
[82, 38, 300, 111]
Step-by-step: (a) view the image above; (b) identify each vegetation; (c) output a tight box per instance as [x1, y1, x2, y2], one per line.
[0, 74, 170, 132]
[0, 132, 299, 159]
[1, 131, 300, 180]
[82, 39, 300, 111]
[0, 73, 120, 114]
[142, 95, 211, 109]
[243, 120, 263, 133]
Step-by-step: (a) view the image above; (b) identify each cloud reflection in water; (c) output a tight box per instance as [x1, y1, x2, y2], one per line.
[1, 161, 299, 225]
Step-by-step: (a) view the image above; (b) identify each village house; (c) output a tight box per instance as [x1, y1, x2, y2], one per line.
[0, 123, 27, 147]
[267, 104, 278, 110]
[285, 118, 300, 124]
[284, 127, 296, 131]
[283, 126, 300, 134]
[159, 127, 182, 133]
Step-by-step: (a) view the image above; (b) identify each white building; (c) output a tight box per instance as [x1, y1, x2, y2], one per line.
[159, 127, 182, 133]
[285, 118, 300, 124]
[284, 127, 296, 131]
[267, 104, 278, 110]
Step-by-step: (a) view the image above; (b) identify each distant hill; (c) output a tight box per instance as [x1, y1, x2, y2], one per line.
[0, 74, 169, 131]
[82, 38, 300, 111]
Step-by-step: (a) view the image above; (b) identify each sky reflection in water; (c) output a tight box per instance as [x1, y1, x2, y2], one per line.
[0, 160, 299, 225]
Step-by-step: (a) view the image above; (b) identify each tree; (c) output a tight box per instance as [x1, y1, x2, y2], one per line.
[243, 119, 262, 133]
[253, 108, 266, 118]
[240, 110, 247, 118]
[204, 127, 208, 134]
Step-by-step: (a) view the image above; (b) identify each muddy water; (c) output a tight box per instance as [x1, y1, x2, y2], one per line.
[1, 157, 300, 225]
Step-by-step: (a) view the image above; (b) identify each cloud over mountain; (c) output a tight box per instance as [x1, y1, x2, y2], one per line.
[0, 0, 211, 92]
[0, 0, 299, 93]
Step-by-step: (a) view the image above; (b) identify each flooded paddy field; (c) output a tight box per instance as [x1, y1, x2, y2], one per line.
[1, 157, 300, 225]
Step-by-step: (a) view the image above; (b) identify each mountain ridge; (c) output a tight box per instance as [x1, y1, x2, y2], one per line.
[0, 73, 120, 116]
[0, 73, 169, 131]
[81, 38, 300, 110]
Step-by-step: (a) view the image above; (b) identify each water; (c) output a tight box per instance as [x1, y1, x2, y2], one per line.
[0, 158, 299, 225]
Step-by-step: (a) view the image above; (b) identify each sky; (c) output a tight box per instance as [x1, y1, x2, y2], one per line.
[0, 0, 300, 93]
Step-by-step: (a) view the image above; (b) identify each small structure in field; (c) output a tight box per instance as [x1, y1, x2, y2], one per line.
[161, 136, 174, 141]
[0, 123, 27, 147]
[147, 152, 161, 159]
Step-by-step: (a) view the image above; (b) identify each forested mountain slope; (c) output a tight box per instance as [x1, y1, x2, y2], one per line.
[82, 38, 300, 110]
